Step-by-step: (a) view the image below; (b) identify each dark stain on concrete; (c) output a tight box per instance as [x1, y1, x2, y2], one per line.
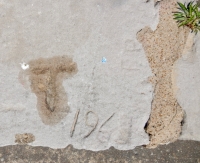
[0, 140, 199, 163]
[27, 55, 78, 125]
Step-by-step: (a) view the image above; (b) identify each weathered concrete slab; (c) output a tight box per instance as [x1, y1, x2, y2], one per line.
[171, 0, 200, 142]
[174, 33, 200, 141]
[0, 0, 159, 150]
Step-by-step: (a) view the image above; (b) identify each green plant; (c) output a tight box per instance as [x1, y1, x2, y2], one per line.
[173, 1, 200, 34]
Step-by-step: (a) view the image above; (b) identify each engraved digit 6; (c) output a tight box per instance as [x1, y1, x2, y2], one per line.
[97, 113, 115, 142]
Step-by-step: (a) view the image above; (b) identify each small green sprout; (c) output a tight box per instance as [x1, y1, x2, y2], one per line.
[173, 1, 200, 34]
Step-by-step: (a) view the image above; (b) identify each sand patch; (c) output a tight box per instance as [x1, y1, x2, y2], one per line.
[137, 0, 190, 148]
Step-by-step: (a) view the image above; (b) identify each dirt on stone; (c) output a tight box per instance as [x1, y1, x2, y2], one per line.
[27, 55, 78, 125]
[15, 133, 35, 144]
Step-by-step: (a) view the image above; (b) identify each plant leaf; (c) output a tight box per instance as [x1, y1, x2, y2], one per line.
[178, 2, 187, 11]
[173, 1, 200, 34]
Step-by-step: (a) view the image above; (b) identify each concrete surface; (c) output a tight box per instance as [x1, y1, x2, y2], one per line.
[174, 33, 200, 141]
[171, 0, 200, 140]
[0, 0, 159, 150]
[0, 0, 200, 152]
[171, 0, 200, 142]
[0, 140, 199, 163]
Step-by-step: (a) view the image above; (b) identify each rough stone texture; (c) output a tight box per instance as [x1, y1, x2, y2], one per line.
[0, 140, 199, 163]
[137, 0, 190, 148]
[0, 0, 159, 150]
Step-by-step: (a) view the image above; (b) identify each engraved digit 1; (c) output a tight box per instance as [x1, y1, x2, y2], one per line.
[70, 109, 80, 137]
[84, 111, 99, 138]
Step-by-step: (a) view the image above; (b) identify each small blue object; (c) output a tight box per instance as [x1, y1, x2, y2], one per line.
[102, 57, 107, 63]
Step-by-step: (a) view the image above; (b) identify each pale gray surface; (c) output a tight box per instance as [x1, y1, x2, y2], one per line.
[0, 0, 159, 150]
[175, 33, 200, 141]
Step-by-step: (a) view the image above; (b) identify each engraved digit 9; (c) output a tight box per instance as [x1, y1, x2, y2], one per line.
[84, 111, 99, 138]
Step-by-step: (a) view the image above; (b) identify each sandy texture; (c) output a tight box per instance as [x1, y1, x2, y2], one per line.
[137, 0, 190, 148]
